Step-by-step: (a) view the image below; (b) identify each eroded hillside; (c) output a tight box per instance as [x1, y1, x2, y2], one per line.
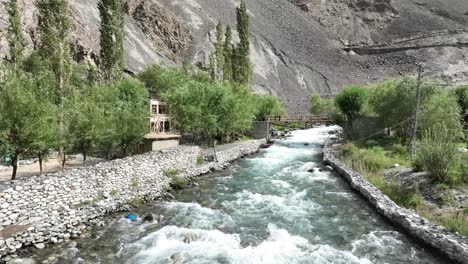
[1, 0, 467, 113]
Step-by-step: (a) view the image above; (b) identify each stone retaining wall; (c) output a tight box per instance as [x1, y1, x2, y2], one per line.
[323, 141, 468, 264]
[0, 140, 264, 259]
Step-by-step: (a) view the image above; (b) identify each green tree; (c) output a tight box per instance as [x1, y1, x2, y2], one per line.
[310, 95, 336, 116]
[214, 21, 224, 82]
[254, 95, 286, 121]
[7, 0, 24, 70]
[96, 84, 119, 160]
[419, 92, 464, 140]
[233, 0, 252, 85]
[223, 26, 234, 82]
[37, 0, 73, 169]
[335, 85, 368, 136]
[0, 70, 57, 180]
[98, 0, 125, 83]
[369, 78, 436, 143]
[69, 85, 107, 166]
[22, 53, 59, 174]
[114, 78, 149, 156]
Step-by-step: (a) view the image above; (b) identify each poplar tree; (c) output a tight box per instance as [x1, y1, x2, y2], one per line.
[98, 0, 125, 83]
[7, 0, 24, 70]
[234, 0, 252, 85]
[37, 0, 73, 170]
[223, 26, 234, 82]
[214, 21, 224, 82]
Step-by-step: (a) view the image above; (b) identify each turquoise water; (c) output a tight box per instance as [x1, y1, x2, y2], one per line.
[32, 127, 443, 264]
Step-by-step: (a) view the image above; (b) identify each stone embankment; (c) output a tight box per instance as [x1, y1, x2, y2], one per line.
[323, 140, 468, 264]
[0, 140, 264, 259]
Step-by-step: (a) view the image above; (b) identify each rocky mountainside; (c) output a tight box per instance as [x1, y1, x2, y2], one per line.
[1, 0, 467, 114]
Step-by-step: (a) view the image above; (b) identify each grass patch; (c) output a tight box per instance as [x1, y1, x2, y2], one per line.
[419, 205, 468, 237]
[164, 169, 179, 177]
[128, 197, 145, 207]
[164, 169, 187, 189]
[132, 178, 140, 188]
[341, 140, 467, 237]
[110, 189, 118, 196]
[196, 155, 205, 166]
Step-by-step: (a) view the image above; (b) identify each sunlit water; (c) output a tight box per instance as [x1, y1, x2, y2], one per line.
[32, 126, 444, 264]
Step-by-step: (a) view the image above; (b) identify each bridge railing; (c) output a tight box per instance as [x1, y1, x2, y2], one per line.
[267, 115, 333, 123]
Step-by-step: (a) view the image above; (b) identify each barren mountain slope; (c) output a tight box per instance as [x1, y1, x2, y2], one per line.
[0, 0, 467, 113]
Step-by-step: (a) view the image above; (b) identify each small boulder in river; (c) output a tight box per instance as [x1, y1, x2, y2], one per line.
[304, 143, 309, 146]
[307, 168, 314, 173]
[143, 214, 157, 222]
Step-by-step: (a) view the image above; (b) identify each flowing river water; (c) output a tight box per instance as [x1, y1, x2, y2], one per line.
[32, 126, 444, 264]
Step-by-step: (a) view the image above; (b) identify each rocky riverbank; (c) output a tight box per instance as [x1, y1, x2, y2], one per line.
[323, 140, 468, 264]
[0, 140, 264, 261]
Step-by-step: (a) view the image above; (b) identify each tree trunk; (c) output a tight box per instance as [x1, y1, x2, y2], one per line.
[38, 153, 43, 176]
[61, 154, 66, 170]
[11, 153, 18, 181]
[122, 145, 127, 157]
[83, 150, 87, 167]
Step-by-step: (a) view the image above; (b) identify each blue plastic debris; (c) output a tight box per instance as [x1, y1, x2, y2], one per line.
[127, 214, 137, 221]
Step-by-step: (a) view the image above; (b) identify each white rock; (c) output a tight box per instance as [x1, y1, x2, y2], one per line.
[34, 243, 45, 249]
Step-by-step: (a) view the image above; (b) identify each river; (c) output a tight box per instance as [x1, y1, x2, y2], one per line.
[32, 126, 443, 264]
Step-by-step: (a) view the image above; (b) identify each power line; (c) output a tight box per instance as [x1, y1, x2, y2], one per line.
[347, 115, 416, 145]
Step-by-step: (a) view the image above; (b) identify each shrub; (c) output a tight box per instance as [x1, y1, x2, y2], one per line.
[170, 175, 188, 190]
[164, 169, 179, 177]
[110, 189, 118, 196]
[196, 155, 205, 166]
[335, 86, 368, 130]
[414, 124, 457, 183]
[131, 178, 140, 188]
[310, 94, 336, 116]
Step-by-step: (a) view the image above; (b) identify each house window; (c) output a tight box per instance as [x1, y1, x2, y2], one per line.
[159, 104, 168, 115]
[151, 105, 158, 115]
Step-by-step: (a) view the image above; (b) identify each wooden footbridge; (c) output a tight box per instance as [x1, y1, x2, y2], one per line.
[267, 115, 333, 127]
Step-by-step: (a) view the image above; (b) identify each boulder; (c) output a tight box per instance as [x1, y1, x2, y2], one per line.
[143, 214, 157, 222]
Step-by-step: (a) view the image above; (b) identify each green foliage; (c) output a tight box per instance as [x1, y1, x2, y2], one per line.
[98, 0, 125, 83]
[128, 197, 145, 207]
[164, 169, 179, 177]
[137, 65, 187, 98]
[196, 155, 205, 166]
[310, 95, 336, 116]
[69, 84, 110, 166]
[37, 0, 72, 91]
[131, 178, 140, 188]
[454, 86, 468, 116]
[414, 123, 457, 183]
[233, 0, 252, 85]
[342, 144, 394, 173]
[254, 95, 286, 121]
[110, 189, 118, 196]
[335, 86, 368, 134]
[368, 78, 437, 143]
[223, 26, 234, 82]
[0, 70, 57, 179]
[7, 0, 24, 68]
[164, 168, 187, 189]
[149, 67, 256, 141]
[419, 92, 464, 140]
[113, 78, 149, 156]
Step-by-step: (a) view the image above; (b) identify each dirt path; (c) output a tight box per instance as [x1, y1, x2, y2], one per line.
[0, 156, 103, 182]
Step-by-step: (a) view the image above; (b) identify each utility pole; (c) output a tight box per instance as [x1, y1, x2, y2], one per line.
[410, 64, 423, 156]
